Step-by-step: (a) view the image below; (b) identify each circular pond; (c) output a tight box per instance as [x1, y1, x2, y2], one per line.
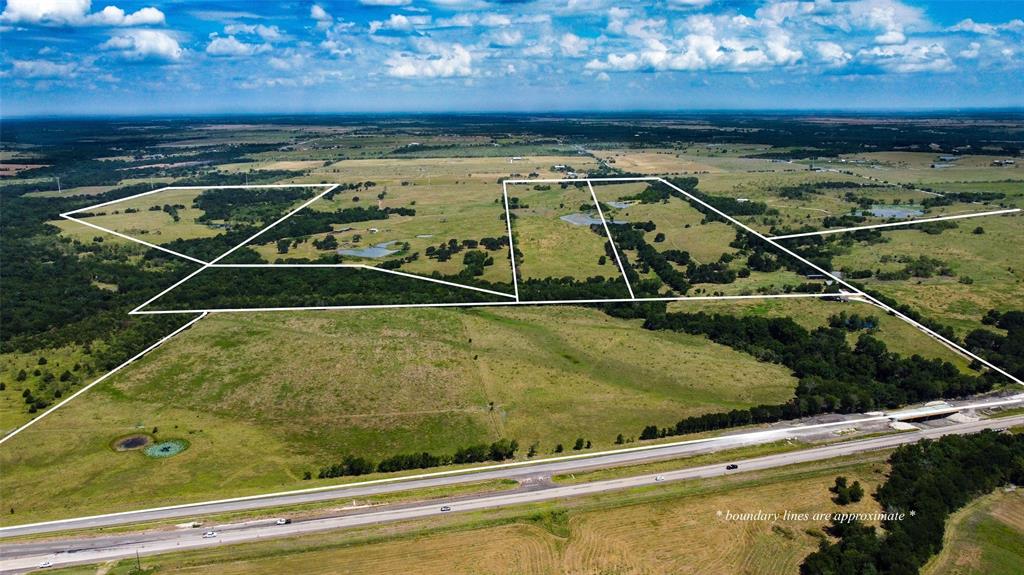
[144, 439, 189, 458]
[111, 434, 153, 451]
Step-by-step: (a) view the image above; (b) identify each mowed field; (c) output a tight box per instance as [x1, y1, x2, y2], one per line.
[0, 306, 797, 524]
[828, 211, 1024, 335]
[922, 489, 1024, 575]
[54, 457, 887, 575]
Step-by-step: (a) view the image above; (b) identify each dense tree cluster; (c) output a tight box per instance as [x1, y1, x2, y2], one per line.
[150, 267, 501, 310]
[636, 307, 992, 438]
[193, 187, 316, 223]
[966, 310, 1024, 379]
[317, 439, 519, 478]
[828, 312, 878, 331]
[801, 430, 1024, 575]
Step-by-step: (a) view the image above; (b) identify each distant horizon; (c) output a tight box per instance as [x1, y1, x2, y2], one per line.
[4, 106, 1024, 122]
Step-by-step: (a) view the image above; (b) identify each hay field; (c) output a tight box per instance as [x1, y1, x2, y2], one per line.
[922, 490, 1024, 575]
[0, 305, 797, 524]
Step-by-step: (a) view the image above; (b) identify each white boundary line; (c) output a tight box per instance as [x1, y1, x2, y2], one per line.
[60, 177, 1023, 385]
[59, 215, 211, 266]
[0, 313, 207, 447]
[3, 393, 1020, 535]
[58, 184, 336, 265]
[129, 185, 341, 314]
[131, 292, 846, 315]
[209, 263, 517, 300]
[63, 183, 519, 306]
[586, 180, 636, 299]
[501, 180, 521, 302]
[652, 177, 1023, 386]
[769, 208, 1021, 240]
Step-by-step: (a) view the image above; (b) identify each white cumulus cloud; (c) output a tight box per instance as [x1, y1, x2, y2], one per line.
[1, 0, 164, 26]
[100, 29, 183, 61]
[386, 42, 473, 78]
[206, 35, 270, 57]
[559, 33, 590, 57]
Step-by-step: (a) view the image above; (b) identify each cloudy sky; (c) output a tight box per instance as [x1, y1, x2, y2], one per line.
[1, 0, 1022, 116]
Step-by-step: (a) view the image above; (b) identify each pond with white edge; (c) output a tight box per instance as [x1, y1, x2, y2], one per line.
[338, 240, 400, 258]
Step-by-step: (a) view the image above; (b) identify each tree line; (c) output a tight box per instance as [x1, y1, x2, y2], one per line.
[317, 439, 520, 478]
[801, 430, 1024, 575]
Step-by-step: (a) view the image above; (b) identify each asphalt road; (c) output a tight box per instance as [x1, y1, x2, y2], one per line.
[2, 415, 1020, 574]
[2, 395, 1020, 543]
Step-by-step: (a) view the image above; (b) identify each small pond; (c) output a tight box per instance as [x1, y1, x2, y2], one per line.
[858, 205, 924, 219]
[112, 434, 152, 451]
[144, 439, 190, 459]
[560, 213, 628, 226]
[338, 240, 400, 258]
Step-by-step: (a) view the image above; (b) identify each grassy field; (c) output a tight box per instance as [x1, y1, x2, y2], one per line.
[52, 187, 319, 259]
[828, 211, 1024, 335]
[0, 344, 97, 433]
[50, 455, 888, 575]
[0, 305, 798, 524]
[922, 489, 1024, 575]
[824, 152, 1023, 186]
[509, 183, 617, 282]
[666, 297, 975, 372]
[247, 181, 514, 285]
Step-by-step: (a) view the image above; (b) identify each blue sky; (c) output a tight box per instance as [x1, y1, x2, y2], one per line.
[1, 0, 1022, 116]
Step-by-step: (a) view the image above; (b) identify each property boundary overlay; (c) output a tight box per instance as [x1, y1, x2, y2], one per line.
[61, 183, 513, 305]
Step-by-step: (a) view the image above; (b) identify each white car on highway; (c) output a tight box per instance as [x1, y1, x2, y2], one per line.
[202, 531, 218, 538]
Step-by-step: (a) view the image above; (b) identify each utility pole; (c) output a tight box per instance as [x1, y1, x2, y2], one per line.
[56, 176, 61, 194]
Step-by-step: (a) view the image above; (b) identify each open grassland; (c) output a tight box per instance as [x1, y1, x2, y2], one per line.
[922, 490, 1024, 575]
[510, 184, 617, 282]
[828, 212, 1024, 335]
[52, 187, 310, 253]
[51, 456, 887, 575]
[53, 188, 219, 246]
[0, 344, 97, 433]
[295, 155, 600, 186]
[248, 182, 513, 285]
[823, 152, 1023, 185]
[0, 306, 797, 524]
[666, 297, 975, 372]
[216, 160, 326, 173]
[591, 182, 822, 295]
